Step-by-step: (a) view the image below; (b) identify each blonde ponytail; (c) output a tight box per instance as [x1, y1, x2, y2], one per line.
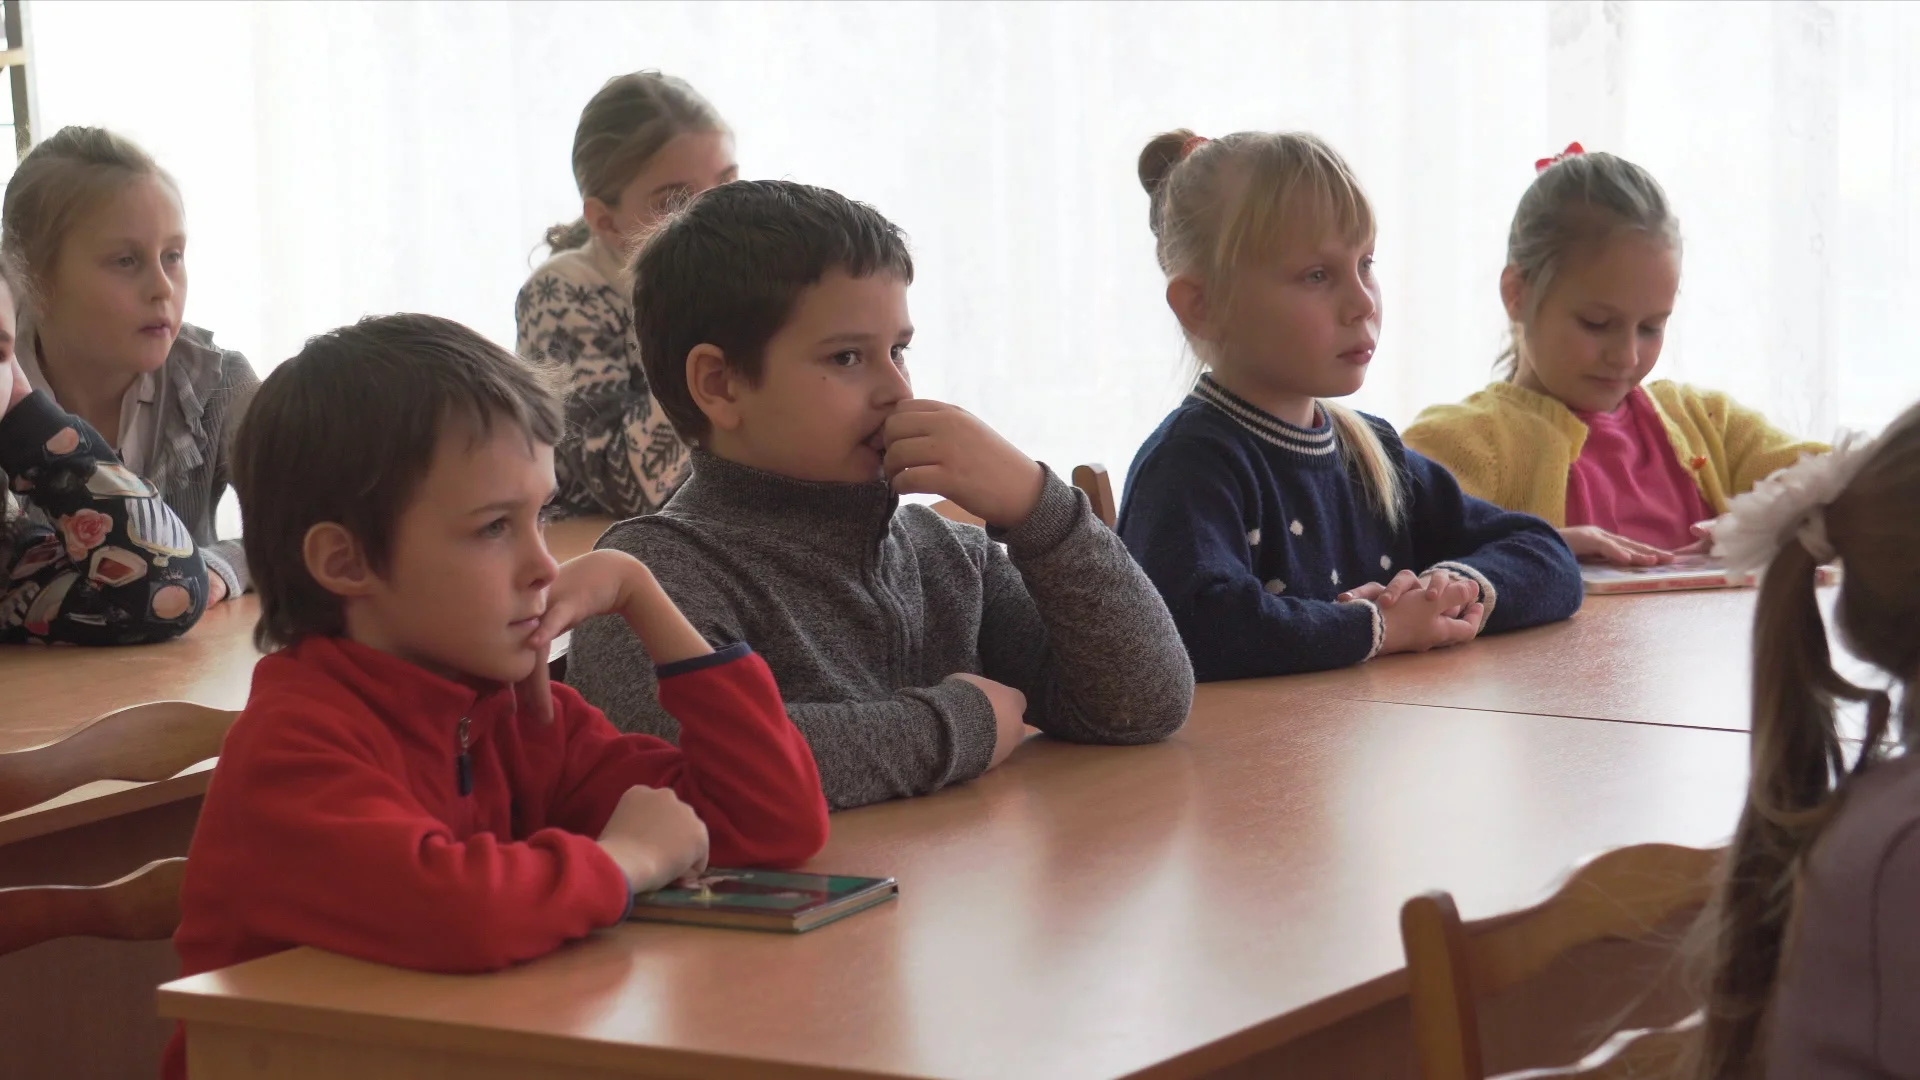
[1323, 401, 1404, 531]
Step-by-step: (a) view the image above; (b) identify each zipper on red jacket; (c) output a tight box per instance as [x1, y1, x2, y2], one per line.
[455, 716, 473, 796]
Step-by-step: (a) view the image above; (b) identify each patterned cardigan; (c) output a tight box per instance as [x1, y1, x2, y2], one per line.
[514, 237, 690, 518]
[18, 320, 259, 597]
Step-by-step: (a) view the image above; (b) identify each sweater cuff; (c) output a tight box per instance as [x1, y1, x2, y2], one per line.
[1342, 598, 1385, 661]
[1428, 561, 1497, 624]
[0, 390, 74, 468]
[931, 675, 1001, 785]
[991, 466, 1082, 558]
[655, 640, 752, 680]
[201, 545, 243, 601]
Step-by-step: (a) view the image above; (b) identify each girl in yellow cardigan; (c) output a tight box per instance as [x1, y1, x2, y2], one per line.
[1403, 146, 1825, 567]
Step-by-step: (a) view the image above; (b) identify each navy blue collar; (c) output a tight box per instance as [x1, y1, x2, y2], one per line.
[1190, 373, 1338, 462]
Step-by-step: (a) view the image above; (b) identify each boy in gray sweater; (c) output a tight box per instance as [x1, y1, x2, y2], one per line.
[566, 180, 1193, 810]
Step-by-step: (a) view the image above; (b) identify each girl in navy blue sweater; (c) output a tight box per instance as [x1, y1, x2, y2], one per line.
[1118, 130, 1582, 681]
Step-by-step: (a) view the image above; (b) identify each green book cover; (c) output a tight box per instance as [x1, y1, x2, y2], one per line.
[631, 869, 898, 932]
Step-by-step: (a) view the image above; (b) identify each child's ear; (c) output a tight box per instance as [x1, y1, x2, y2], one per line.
[302, 522, 377, 598]
[1499, 265, 1527, 324]
[1166, 276, 1219, 342]
[583, 197, 618, 245]
[685, 344, 745, 434]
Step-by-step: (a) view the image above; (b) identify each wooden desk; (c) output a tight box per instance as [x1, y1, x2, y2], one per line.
[161, 685, 1747, 1080]
[0, 596, 263, 753]
[1286, 587, 1875, 734]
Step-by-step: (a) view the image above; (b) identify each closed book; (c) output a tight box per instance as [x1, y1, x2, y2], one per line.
[629, 869, 898, 933]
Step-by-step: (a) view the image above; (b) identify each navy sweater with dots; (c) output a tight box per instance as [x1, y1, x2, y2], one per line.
[1118, 375, 1583, 682]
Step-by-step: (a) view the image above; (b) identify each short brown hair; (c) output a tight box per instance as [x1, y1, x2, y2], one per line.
[631, 179, 913, 444]
[2, 126, 179, 312]
[233, 314, 564, 652]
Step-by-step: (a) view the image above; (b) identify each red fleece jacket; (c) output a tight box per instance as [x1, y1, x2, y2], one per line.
[163, 636, 826, 1080]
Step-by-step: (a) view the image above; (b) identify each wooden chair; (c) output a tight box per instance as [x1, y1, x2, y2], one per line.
[0, 702, 231, 956]
[0, 700, 238, 817]
[1400, 842, 1722, 1080]
[1495, 1014, 1701, 1079]
[929, 500, 987, 527]
[1071, 463, 1117, 528]
[0, 857, 186, 957]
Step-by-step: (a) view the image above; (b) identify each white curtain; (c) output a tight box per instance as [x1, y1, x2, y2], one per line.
[23, 0, 1920, 495]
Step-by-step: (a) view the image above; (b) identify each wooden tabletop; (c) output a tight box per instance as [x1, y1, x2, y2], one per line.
[0, 517, 617, 754]
[160, 684, 1748, 1080]
[1282, 586, 1874, 734]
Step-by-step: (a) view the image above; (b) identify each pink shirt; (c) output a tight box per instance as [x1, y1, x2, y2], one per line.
[1563, 387, 1712, 549]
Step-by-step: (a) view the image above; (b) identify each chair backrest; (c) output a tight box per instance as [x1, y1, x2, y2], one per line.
[929, 500, 987, 527]
[1072, 464, 1116, 528]
[930, 463, 1114, 530]
[1496, 1014, 1701, 1080]
[0, 700, 238, 817]
[1400, 842, 1722, 1080]
[0, 857, 186, 957]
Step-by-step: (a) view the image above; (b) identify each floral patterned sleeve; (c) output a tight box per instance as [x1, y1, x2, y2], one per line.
[515, 268, 690, 518]
[1, 391, 208, 645]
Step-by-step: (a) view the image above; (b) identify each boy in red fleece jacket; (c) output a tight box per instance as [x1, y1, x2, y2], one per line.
[164, 314, 828, 1080]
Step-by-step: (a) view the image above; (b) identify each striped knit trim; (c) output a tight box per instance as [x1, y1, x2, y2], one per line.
[1190, 374, 1337, 458]
[1428, 560, 1497, 626]
[1344, 597, 1385, 660]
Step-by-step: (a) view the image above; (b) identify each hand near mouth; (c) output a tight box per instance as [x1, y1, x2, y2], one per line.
[881, 399, 1045, 530]
[514, 550, 711, 722]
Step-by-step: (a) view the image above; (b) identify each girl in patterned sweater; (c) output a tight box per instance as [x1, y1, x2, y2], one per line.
[1117, 131, 1582, 681]
[515, 72, 738, 518]
[1403, 146, 1826, 568]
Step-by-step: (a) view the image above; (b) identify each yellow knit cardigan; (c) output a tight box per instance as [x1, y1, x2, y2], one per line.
[1402, 381, 1828, 528]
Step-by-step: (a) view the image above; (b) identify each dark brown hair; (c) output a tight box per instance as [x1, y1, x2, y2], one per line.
[1689, 404, 1920, 1078]
[631, 179, 913, 443]
[233, 314, 564, 652]
[544, 71, 726, 253]
[2, 125, 180, 312]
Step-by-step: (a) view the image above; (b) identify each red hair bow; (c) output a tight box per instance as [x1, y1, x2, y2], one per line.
[1535, 141, 1585, 174]
[1181, 134, 1210, 159]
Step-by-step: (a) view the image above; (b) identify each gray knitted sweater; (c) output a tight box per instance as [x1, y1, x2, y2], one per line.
[566, 452, 1194, 810]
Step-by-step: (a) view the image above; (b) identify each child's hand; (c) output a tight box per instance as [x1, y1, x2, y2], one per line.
[1378, 589, 1486, 655]
[516, 550, 711, 722]
[596, 784, 710, 894]
[1413, 568, 1481, 617]
[949, 672, 1030, 768]
[206, 574, 228, 606]
[883, 399, 1045, 530]
[1339, 569, 1477, 615]
[1558, 526, 1676, 567]
[1672, 521, 1714, 556]
[1338, 569, 1423, 608]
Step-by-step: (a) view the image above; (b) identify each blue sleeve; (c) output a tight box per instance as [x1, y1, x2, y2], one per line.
[1401, 447, 1582, 634]
[1119, 436, 1379, 681]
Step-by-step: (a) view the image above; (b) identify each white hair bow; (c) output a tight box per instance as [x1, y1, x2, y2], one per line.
[1712, 433, 1875, 575]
